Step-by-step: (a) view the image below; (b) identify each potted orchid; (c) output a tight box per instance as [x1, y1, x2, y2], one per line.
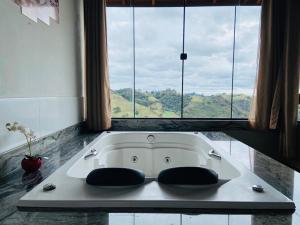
[6, 122, 42, 173]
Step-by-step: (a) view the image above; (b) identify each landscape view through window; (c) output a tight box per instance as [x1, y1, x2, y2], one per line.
[107, 6, 261, 118]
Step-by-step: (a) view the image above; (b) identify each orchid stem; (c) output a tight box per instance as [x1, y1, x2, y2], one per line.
[24, 135, 32, 157]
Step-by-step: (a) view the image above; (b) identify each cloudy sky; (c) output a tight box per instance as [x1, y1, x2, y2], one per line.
[107, 6, 261, 95]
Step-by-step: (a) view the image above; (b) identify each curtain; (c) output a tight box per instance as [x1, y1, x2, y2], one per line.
[84, 0, 111, 131]
[249, 0, 300, 160]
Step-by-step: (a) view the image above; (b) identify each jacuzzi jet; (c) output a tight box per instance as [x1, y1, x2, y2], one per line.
[147, 134, 155, 144]
[132, 156, 138, 163]
[165, 156, 171, 163]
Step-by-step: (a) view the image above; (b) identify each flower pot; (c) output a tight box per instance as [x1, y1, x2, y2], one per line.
[21, 157, 42, 173]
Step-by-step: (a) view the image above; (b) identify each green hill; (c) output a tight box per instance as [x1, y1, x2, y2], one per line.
[111, 89, 252, 118]
[111, 89, 178, 118]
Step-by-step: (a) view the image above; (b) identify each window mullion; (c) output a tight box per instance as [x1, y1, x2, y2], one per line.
[230, 5, 237, 119]
[133, 6, 136, 118]
[181, 0, 186, 118]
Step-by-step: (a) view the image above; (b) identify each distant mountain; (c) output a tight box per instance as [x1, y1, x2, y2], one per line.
[111, 88, 252, 118]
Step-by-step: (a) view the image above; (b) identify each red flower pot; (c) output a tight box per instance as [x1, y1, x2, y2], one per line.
[21, 157, 42, 173]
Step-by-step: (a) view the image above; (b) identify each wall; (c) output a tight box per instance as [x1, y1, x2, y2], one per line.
[0, 0, 84, 154]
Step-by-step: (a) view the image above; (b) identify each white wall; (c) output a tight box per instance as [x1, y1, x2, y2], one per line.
[0, 0, 84, 154]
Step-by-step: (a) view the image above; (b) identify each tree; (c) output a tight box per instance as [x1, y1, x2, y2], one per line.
[113, 107, 121, 113]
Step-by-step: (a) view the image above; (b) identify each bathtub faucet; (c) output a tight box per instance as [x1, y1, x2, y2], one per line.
[208, 149, 221, 160]
[84, 149, 98, 160]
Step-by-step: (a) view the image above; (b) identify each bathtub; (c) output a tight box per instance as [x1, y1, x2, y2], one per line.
[18, 132, 295, 213]
[67, 132, 240, 181]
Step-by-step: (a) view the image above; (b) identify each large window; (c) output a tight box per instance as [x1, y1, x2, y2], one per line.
[233, 6, 260, 118]
[135, 8, 183, 118]
[107, 5, 261, 119]
[183, 7, 235, 118]
[107, 8, 134, 118]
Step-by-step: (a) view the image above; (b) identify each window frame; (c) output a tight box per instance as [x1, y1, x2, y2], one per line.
[107, 4, 261, 120]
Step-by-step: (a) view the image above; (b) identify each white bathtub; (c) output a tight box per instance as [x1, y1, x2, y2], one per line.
[67, 132, 240, 181]
[18, 132, 295, 213]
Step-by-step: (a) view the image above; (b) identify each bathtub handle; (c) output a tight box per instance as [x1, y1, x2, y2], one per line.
[208, 150, 221, 160]
[84, 149, 98, 160]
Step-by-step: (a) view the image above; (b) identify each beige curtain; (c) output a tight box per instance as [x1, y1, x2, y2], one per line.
[249, 0, 300, 160]
[84, 0, 111, 131]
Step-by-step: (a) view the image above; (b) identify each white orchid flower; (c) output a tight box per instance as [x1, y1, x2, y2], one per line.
[5, 123, 11, 131]
[24, 127, 31, 135]
[17, 125, 26, 134]
[6, 122, 18, 131]
[11, 122, 18, 131]
[28, 130, 35, 138]
[5, 122, 36, 157]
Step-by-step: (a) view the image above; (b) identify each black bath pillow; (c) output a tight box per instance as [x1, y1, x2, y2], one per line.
[157, 167, 218, 185]
[86, 168, 145, 186]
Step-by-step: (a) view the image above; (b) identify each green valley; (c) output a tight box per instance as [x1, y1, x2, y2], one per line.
[111, 89, 252, 118]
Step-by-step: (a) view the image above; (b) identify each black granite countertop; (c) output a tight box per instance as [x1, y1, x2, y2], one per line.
[0, 131, 299, 225]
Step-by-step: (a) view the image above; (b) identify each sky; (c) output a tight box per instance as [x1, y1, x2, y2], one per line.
[107, 6, 261, 95]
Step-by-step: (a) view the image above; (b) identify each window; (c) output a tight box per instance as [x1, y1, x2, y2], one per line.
[107, 8, 134, 118]
[233, 6, 260, 118]
[183, 6, 235, 118]
[107, 5, 261, 119]
[135, 8, 183, 118]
